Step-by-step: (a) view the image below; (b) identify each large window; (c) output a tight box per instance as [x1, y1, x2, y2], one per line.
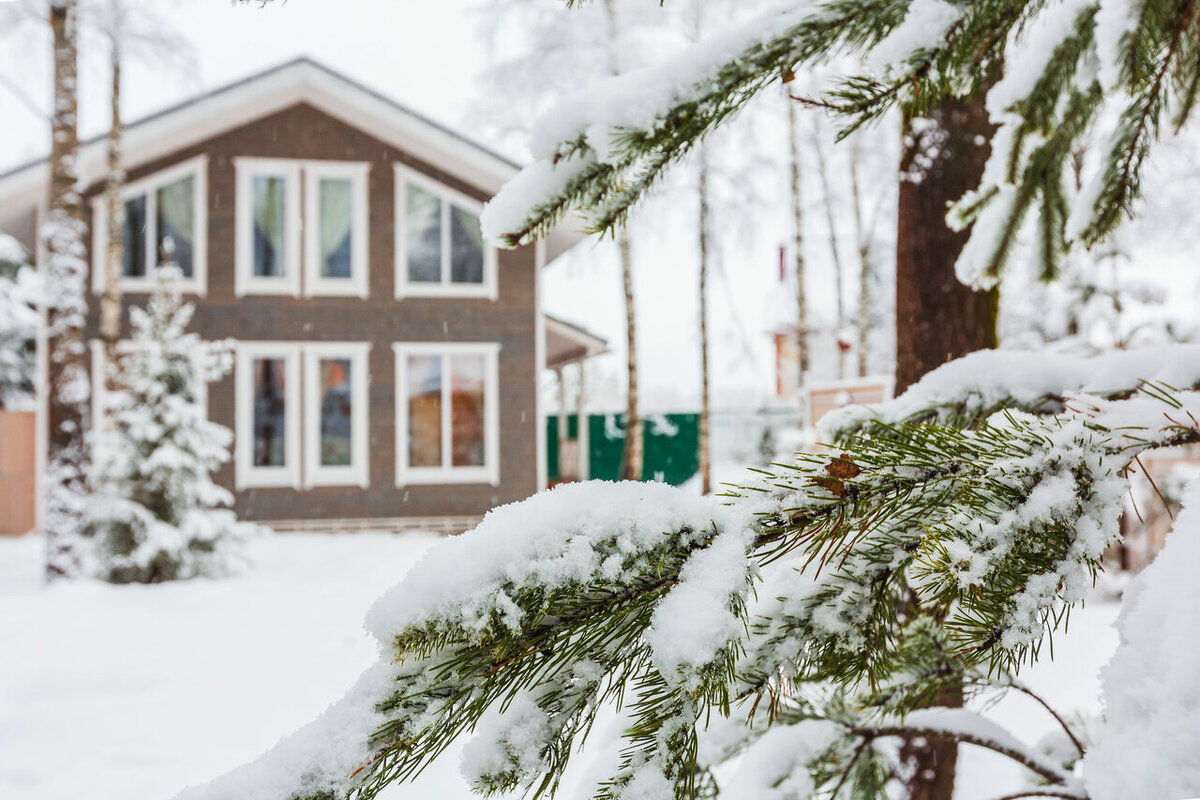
[235, 342, 370, 489]
[235, 159, 368, 298]
[393, 343, 499, 486]
[395, 166, 496, 299]
[91, 156, 208, 295]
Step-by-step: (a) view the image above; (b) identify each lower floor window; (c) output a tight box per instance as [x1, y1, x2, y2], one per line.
[235, 342, 369, 489]
[394, 343, 499, 486]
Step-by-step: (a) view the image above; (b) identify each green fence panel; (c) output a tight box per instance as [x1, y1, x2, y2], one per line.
[548, 413, 699, 485]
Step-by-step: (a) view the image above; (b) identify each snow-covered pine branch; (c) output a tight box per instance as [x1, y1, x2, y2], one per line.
[87, 266, 261, 583]
[176, 345, 1200, 800]
[482, 0, 1200, 288]
[0, 234, 40, 409]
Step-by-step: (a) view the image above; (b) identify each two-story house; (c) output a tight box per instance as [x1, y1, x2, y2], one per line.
[0, 58, 605, 534]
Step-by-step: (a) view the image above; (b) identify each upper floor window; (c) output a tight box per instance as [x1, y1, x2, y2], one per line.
[91, 155, 208, 295]
[395, 166, 497, 300]
[235, 158, 369, 298]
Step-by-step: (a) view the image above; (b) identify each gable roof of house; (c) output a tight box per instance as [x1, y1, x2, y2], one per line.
[0, 57, 581, 260]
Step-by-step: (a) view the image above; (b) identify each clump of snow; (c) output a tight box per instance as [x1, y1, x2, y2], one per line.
[644, 525, 753, 689]
[481, 152, 596, 246]
[461, 693, 553, 788]
[719, 720, 842, 800]
[865, 0, 963, 77]
[1083, 477, 1200, 800]
[366, 480, 741, 644]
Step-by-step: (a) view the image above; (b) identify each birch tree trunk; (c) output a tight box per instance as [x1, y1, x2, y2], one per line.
[697, 148, 712, 495]
[811, 118, 847, 379]
[601, 0, 642, 481]
[44, 0, 91, 579]
[849, 134, 873, 378]
[617, 231, 642, 481]
[786, 96, 810, 400]
[100, 21, 124, 387]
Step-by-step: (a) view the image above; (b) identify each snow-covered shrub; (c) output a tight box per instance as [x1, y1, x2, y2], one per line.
[0, 233, 39, 409]
[88, 266, 261, 583]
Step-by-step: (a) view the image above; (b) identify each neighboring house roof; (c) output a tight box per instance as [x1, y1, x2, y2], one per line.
[0, 57, 582, 260]
[544, 314, 608, 370]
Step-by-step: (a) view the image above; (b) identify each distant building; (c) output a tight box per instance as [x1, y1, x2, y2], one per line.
[0, 58, 604, 535]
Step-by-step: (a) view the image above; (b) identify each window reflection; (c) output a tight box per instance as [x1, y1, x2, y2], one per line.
[406, 354, 442, 468]
[319, 178, 353, 279]
[253, 358, 286, 467]
[253, 176, 287, 277]
[450, 204, 484, 284]
[450, 354, 486, 466]
[319, 358, 352, 467]
[156, 176, 195, 277]
[405, 184, 441, 283]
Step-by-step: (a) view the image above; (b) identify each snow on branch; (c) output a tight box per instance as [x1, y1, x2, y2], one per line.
[820, 344, 1200, 439]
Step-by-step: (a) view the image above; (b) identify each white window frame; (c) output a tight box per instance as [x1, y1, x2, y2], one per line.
[91, 154, 208, 296]
[394, 165, 498, 300]
[303, 161, 370, 298]
[235, 342, 302, 489]
[303, 342, 371, 488]
[393, 342, 500, 487]
[235, 158, 303, 297]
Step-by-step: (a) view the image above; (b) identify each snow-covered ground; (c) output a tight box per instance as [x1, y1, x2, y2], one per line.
[0, 530, 1120, 800]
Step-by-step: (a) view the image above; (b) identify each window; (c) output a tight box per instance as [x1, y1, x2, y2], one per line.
[235, 159, 368, 298]
[393, 343, 499, 486]
[91, 156, 208, 295]
[395, 166, 497, 299]
[303, 343, 370, 487]
[235, 343, 302, 489]
[235, 342, 370, 489]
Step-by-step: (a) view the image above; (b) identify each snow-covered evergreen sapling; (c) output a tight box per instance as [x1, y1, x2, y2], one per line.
[0, 233, 39, 409]
[88, 266, 261, 583]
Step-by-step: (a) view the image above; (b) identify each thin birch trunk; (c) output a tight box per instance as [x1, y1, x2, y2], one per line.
[100, 21, 124, 392]
[602, 0, 642, 481]
[44, 0, 90, 579]
[697, 148, 712, 495]
[849, 134, 872, 378]
[811, 118, 847, 379]
[785, 96, 810, 399]
[617, 231, 642, 480]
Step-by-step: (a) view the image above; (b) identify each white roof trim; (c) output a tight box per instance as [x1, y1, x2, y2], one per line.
[0, 59, 583, 261]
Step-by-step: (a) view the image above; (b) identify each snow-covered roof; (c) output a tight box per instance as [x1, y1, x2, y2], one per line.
[0, 57, 583, 261]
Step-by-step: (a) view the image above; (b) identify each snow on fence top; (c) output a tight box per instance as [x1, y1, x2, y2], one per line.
[820, 344, 1200, 439]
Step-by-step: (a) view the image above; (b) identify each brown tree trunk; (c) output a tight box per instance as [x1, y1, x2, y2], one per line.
[786, 96, 810, 395]
[895, 89, 998, 798]
[44, 0, 90, 579]
[697, 149, 712, 494]
[895, 92, 999, 395]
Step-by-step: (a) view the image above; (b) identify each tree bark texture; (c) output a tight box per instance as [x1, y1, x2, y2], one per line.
[896, 87, 999, 799]
[895, 91, 999, 395]
[100, 27, 124, 384]
[697, 150, 712, 495]
[44, 0, 90, 578]
[786, 96, 810, 393]
[617, 232, 643, 481]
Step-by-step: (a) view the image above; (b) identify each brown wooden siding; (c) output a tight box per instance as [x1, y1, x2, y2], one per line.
[81, 102, 539, 523]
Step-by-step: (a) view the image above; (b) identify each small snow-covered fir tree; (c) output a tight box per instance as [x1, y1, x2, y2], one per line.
[0, 234, 39, 409]
[88, 266, 259, 584]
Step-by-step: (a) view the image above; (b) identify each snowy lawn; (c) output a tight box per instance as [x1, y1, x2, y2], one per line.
[0, 530, 1120, 800]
